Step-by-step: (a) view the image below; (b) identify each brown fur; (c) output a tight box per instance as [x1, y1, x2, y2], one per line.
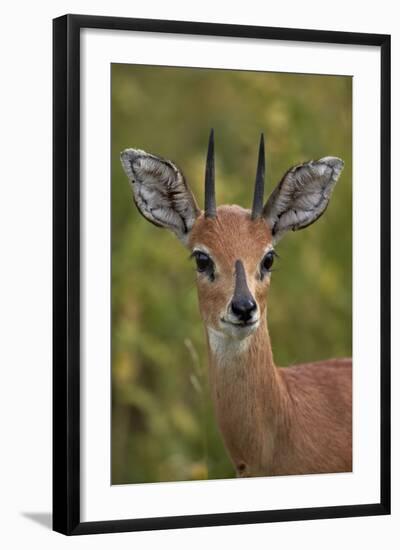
[189, 206, 352, 477]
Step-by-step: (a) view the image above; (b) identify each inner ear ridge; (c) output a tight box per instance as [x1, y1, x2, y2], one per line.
[132, 194, 165, 229]
[133, 168, 189, 234]
[291, 199, 330, 231]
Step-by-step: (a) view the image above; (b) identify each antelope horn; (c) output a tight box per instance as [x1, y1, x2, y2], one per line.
[204, 128, 216, 218]
[251, 133, 265, 220]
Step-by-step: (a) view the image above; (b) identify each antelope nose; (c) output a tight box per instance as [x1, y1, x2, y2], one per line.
[231, 297, 257, 322]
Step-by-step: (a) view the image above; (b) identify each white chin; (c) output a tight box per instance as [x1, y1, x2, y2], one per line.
[220, 320, 259, 340]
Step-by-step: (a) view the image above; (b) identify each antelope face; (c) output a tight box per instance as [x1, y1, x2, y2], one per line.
[189, 206, 274, 339]
[120, 130, 344, 343]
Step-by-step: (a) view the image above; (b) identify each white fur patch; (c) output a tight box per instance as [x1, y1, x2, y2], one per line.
[192, 244, 212, 256]
[207, 326, 253, 366]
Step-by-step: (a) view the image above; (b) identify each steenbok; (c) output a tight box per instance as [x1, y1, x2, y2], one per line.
[120, 130, 352, 477]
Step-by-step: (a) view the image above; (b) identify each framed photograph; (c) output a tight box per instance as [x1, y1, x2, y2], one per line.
[53, 14, 391, 535]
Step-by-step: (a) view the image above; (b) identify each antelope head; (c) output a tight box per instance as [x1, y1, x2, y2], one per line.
[120, 131, 344, 345]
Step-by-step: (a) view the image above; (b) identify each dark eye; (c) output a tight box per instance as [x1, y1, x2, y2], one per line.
[260, 250, 275, 277]
[192, 251, 215, 280]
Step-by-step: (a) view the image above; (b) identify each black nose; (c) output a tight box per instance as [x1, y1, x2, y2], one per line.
[231, 297, 257, 322]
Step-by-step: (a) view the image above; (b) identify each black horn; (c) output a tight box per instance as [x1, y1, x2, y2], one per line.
[251, 133, 265, 220]
[204, 128, 216, 218]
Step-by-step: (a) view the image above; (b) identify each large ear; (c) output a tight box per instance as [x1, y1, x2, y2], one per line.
[263, 156, 344, 243]
[120, 149, 200, 245]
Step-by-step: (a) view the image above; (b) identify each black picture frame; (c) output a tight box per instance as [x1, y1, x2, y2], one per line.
[53, 13, 391, 535]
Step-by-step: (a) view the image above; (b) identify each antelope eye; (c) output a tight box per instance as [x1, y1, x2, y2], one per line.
[260, 251, 275, 276]
[192, 251, 215, 279]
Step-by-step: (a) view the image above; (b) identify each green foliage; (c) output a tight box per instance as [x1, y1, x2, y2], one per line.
[111, 64, 352, 484]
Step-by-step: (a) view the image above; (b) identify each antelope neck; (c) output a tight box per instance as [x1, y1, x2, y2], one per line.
[206, 318, 289, 474]
[206, 316, 287, 409]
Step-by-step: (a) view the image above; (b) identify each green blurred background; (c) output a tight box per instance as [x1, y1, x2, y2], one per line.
[111, 64, 352, 484]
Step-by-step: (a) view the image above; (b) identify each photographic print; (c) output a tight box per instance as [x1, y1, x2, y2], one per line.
[53, 15, 390, 534]
[112, 64, 352, 484]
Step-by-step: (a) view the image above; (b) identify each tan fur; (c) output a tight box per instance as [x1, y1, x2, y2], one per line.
[189, 206, 352, 477]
